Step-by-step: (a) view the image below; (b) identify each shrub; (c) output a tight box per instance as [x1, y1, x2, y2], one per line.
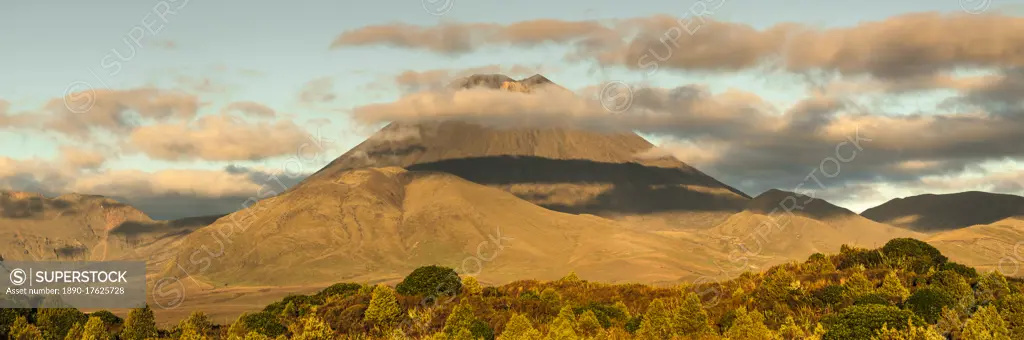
[469, 319, 495, 340]
[263, 294, 323, 316]
[930, 270, 975, 311]
[87, 311, 122, 326]
[878, 271, 910, 303]
[36, 307, 86, 340]
[572, 302, 626, 329]
[496, 313, 541, 340]
[976, 271, 1011, 305]
[906, 287, 956, 324]
[961, 305, 1011, 339]
[462, 276, 483, 296]
[292, 315, 333, 340]
[724, 307, 774, 340]
[757, 268, 797, 303]
[844, 271, 875, 298]
[872, 320, 944, 340]
[624, 315, 643, 334]
[238, 312, 288, 338]
[881, 238, 947, 273]
[0, 308, 31, 338]
[9, 316, 43, 340]
[940, 262, 978, 280]
[441, 300, 475, 336]
[121, 305, 158, 340]
[807, 253, 826, 263]
[364, 285, 403, 327]
[778, 316, 806, 339]
[853, 293, 892, 306]
[636, 299, 672, 339]
[317, 282, 362, 298]
[835, 245, 884, 270]
[821, 304, 924, 340]
[177, 311, 212, 337]
[62, 322, 83, 340]
[577, 310, 603, 337]
[998, 293, 1024, 339]
[672, 292, 713, 335]
[396, 265, 462, 297]
[815, 284, 848, 307]
[548, 306, 579, 340]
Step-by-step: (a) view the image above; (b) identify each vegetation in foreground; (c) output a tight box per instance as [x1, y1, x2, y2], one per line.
[3, 239, 1024, 339]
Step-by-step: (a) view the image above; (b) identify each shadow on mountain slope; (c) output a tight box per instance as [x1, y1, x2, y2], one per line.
[406, 155, 750, 214]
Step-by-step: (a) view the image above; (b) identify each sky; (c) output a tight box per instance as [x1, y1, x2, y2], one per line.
[1, 0, 1023, 219]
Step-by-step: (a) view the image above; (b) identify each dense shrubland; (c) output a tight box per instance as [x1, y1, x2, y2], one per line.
[3, 238, 1024, 339]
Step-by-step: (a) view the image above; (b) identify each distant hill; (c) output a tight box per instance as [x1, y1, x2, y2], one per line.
[704, 190, 924, 264]
[0, 190, 216, 267]
[861, 191, 1024, 232]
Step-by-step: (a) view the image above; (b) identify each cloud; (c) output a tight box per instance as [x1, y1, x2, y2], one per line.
[36, 88, 200, 139]
[298, 77, 338, 104]
[334, 13, 1024, 80]
[0, 100, 30, 128]
[390, 64, 537, 93]
[221, 101, 276, 117]
[331, 20, 618, 54]
[127, 113, 315, 162]
[0, 156, 311, 219]
[58, 146, 107, 170]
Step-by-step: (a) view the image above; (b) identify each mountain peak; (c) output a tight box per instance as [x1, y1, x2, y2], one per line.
[448, 73, 560, 93]
[747, 189, 856, 220]
[861, 191, 1024, 231]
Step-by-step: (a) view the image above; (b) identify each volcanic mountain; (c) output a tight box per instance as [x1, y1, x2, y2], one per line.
[299, 74, 751, 229]
[861, 191, 1024, 232]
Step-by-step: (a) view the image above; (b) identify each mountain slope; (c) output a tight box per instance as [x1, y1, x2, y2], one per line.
[704, 190, 925, 264]
[163, 167, 734, 286]
[861, 191, 1024, 232]
[926, 216, 1024, 273]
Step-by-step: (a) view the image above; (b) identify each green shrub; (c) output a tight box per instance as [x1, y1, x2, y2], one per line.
[262, 294, 323, 316]
[35, 308, 86, 340]
[835, 245, 884, 270]
[941, 262, 978, 280]
[1, 308, 34, 338]
[469, 319, 495, 340]
[364, 285, 402, 327]
[815, 284, 848, 307]
[807, 253, 826, 263]
[881, 238, 948, 273]
[120, 306, 158, 340]
[238, 311, 288, 338]
[518, 289, 540, 301]
[396, 265, 462, 297]
[822, 304, 924, 340]
[317, 283, 362, 298]
[87, 311, 121, 326]
[572, 302, 626, 328]
[906, 287, 957, 324]
[497, 313, 541, 340]
[624, 315, 643, 334]
[853, 293, 892, 306]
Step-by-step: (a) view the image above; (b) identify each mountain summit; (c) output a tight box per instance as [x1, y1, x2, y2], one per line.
[447, 73, 557, 91]
[300, 74, 750, 228]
